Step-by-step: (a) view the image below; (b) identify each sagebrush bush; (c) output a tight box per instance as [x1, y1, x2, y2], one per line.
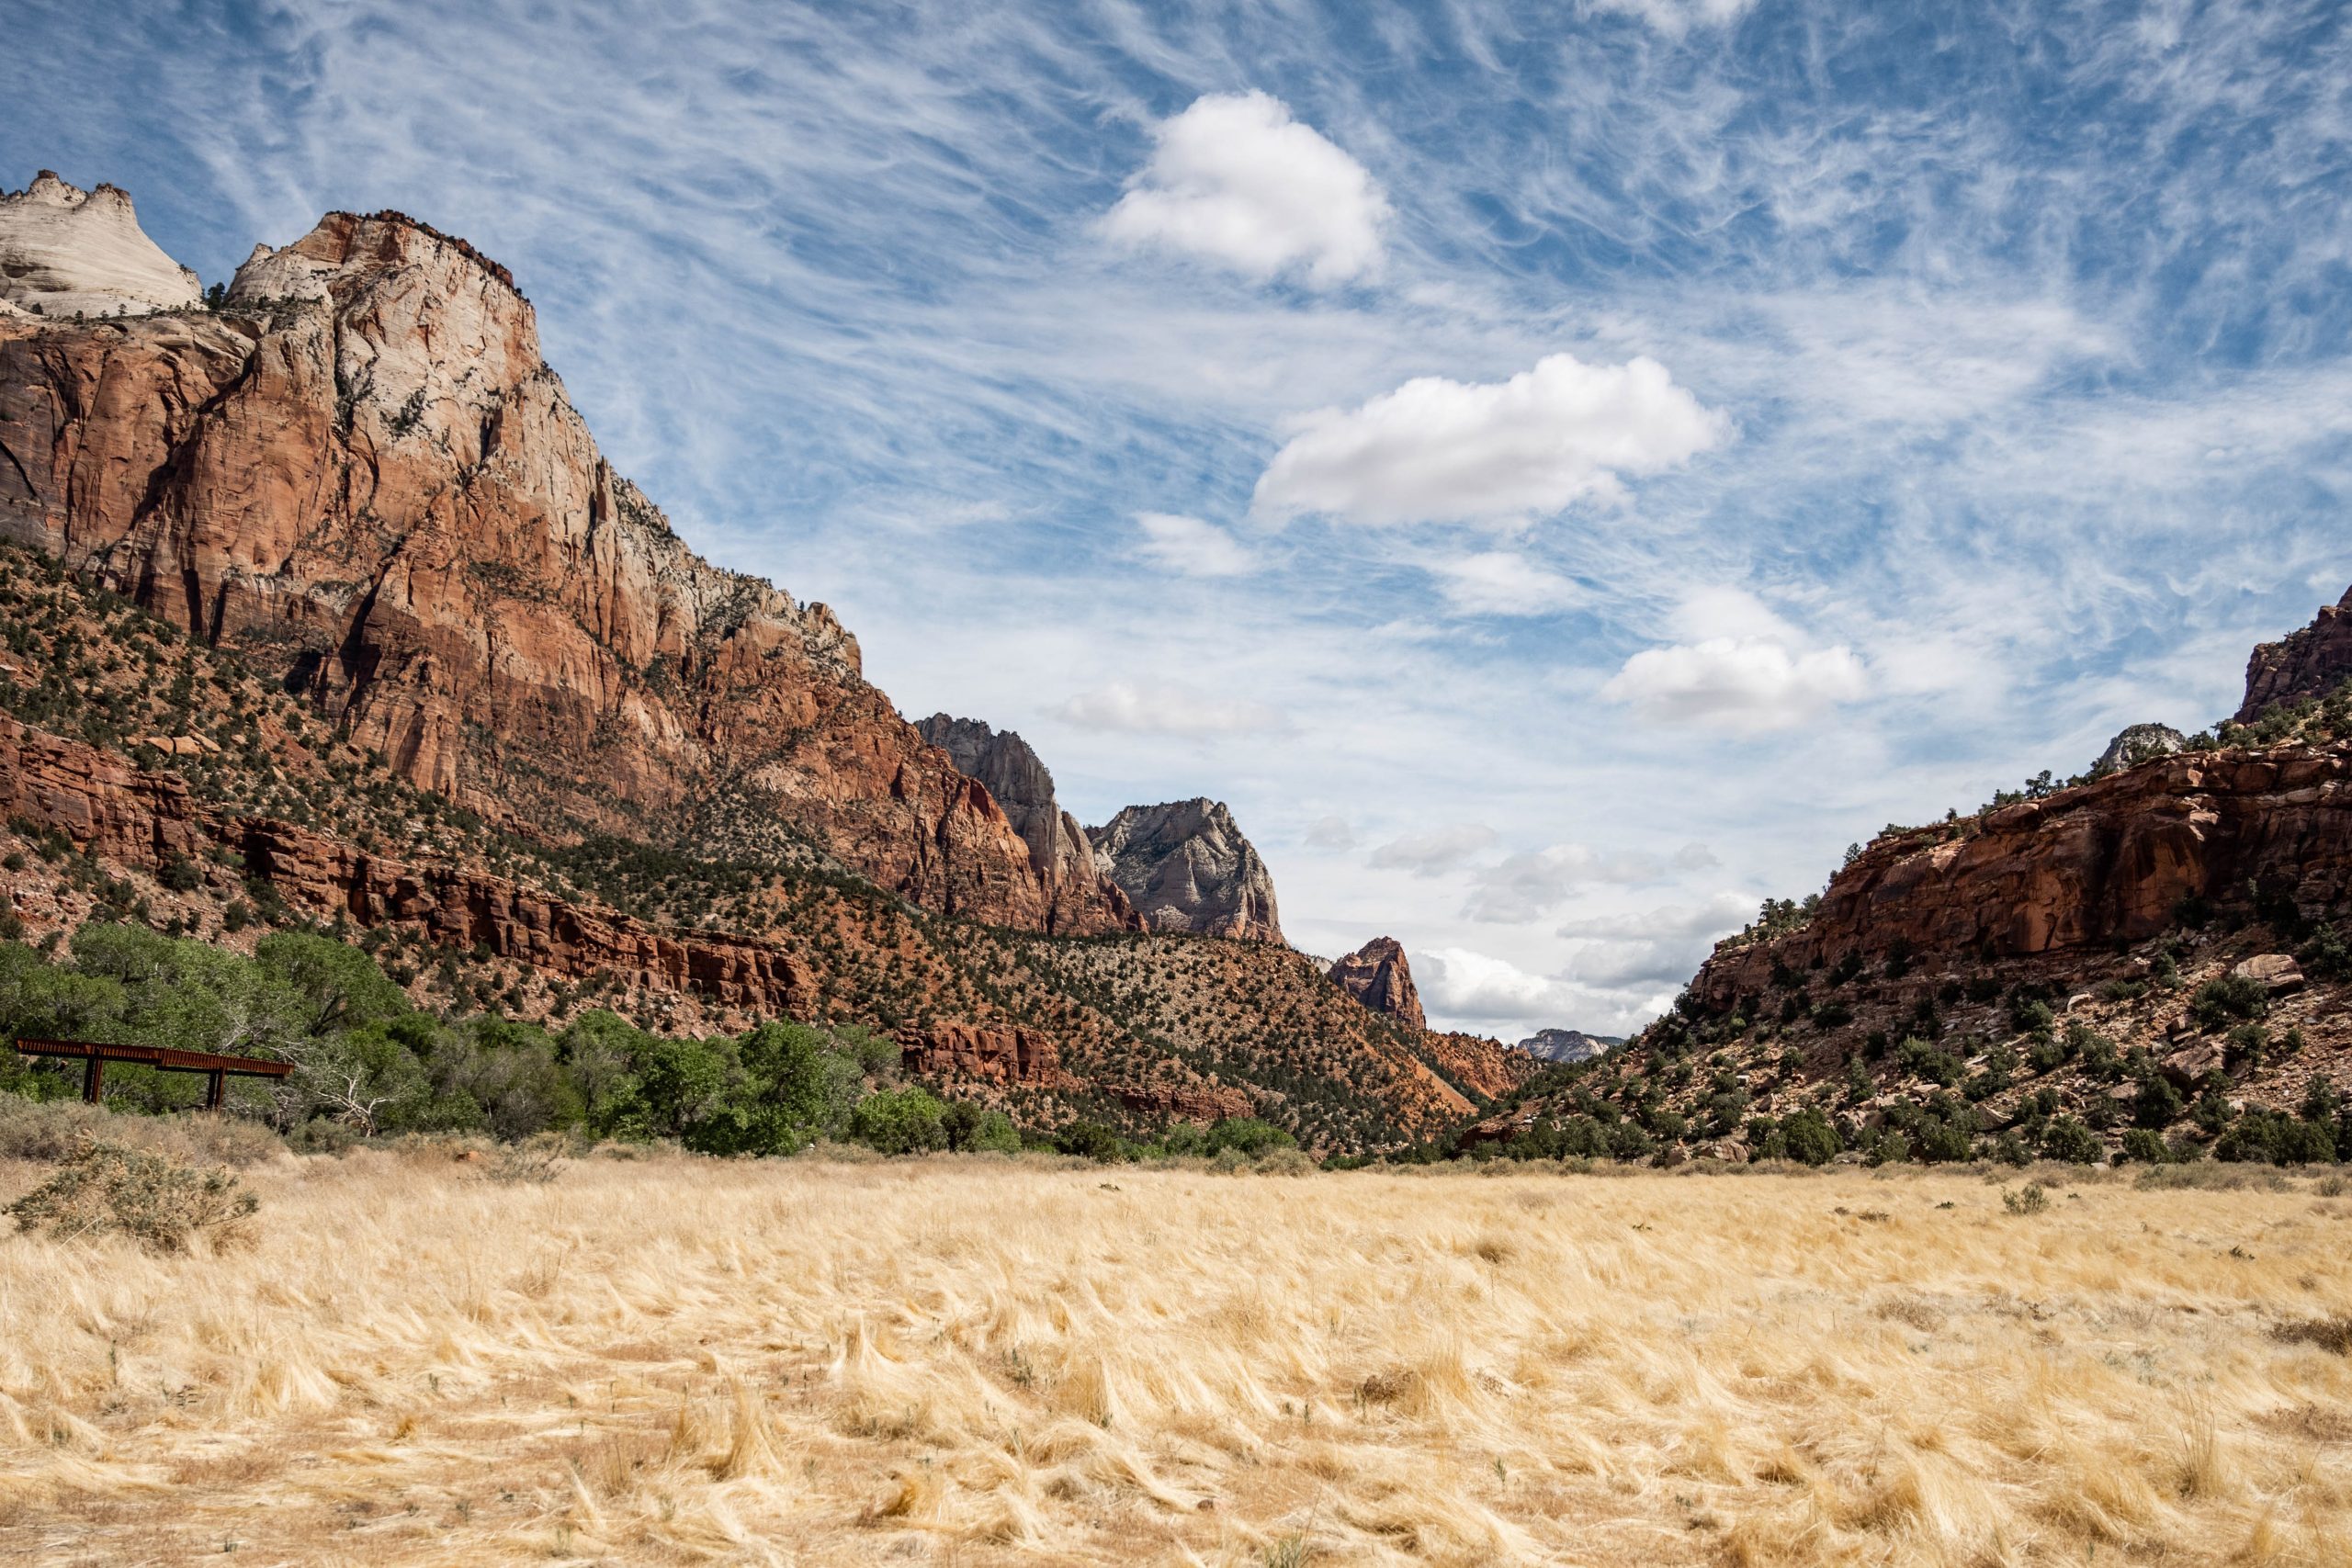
[0, 1098, 283, 1167]
[7, 1137, 258, 1252]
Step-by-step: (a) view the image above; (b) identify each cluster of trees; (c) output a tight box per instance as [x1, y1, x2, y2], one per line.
[0, 923, 1024, 1156]
[0, 921, 1324, 1167]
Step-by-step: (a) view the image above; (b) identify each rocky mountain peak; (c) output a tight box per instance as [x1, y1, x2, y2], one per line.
[1514, 1028, 1617, 1064]
[0, 170, 202, 318]
[1328, 936, 1425, 1031]
[2238, 584, 2352, 723]
[0, 190, 1134, 935]
[2091, 722, 2186, 777]
[1088, 798, 1283, 944]
[913, 715, 1135, 934]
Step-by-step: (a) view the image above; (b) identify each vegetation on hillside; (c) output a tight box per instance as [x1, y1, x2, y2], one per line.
[0, 541, 1506, 1156]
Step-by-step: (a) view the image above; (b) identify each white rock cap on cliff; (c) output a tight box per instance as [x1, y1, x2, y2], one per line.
[0, 171, 202, 318]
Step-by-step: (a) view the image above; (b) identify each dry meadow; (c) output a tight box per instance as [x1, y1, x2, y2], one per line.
[0, 1149, 2347, 1566]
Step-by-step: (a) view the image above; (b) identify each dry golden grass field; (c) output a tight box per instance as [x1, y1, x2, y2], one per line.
[0, 1150, 2348, 1566]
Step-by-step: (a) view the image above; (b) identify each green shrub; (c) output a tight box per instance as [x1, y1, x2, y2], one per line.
[1781, 1106, 1840, 1166]
[1204, 1117, 1295, 1157]
[849, 1086, 948, 1155]
[2132, 1073, 2183, 1130]
[941, 1101, 1021, 1154]
[1055, 1121, 1126, 1162]
[7, 1137, 257, 1252]
[2190, 976, 2269, 1032]
[2039, 1116, 2102, 1165]
[2119, 1127, 2173, 1164]
[2002, 1182, 2049, 1215]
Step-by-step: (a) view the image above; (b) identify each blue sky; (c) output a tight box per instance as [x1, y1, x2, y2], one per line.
[9, 0, 2351, 1033]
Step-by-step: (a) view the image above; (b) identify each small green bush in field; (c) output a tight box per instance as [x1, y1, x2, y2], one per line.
[848, 1086, 947, 1155]
[7, 1137, 258, 1252]
[2002, 1182, 2049, 1215]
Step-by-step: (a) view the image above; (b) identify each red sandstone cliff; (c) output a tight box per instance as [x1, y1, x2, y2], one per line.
[2238, 586, 2352, 724]
[0, 209, 1125, 934]
[1328, 936, 1426, 1031]
[1690, 744, 2352, 1012]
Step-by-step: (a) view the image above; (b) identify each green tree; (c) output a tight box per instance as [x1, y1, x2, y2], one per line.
[1781, 1105, 1841, 1166]
[254, 931, 409, 1036]
[850, 1086, 948, 1155]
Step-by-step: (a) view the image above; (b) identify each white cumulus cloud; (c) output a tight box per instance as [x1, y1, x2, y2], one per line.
[1600, 637, 1868, 732]
[1418, 947, 1587, 1028]
[1432, 551, 1586, 616]
[1252, 353, 1726, 525]
[1134, 511, 1253, 577]
[1600, 587, 1866, 732]
[1100, 90, 1389, 287]
[1055, 681, 1283, 735]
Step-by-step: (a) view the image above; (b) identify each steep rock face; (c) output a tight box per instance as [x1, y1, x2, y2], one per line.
[0, 206, 1114, 932]
[1688, 744, 2352, 1014]
[1328, 936, 1426, 1031]
[1515, 1028, 1616, 1064]
[1087, 798, 1283, 944]
[912, 714, 1134, 934]
[2092, 723, 2185, 776]
[2239, 586, 2352, 722]
[0, 173, 201, 318]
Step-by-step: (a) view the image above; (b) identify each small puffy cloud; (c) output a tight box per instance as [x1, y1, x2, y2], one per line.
[1101, 91, 1389, 287]
[1056, 681, 1283, 735]
[1305, 814, 1356, 851]
[1600, 637, 1868, 732]
[1433, 551, 1586, 617]
[1252, 353, 1726, 526]
[1464, 842, 1665, 923]
[1367, 823, 1498, 876]
[1135, 512, 1253, 577]
[1418, 947, 1588, 1027]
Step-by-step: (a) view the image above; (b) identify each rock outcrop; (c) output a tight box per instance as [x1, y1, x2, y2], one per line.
[1087, 799, 1283, 944]
[2092, 723, 2186, 776]
[2239, 586, 2352, 722]
[1687, 744, 2352, 1014]
[0, 172, 201, 318]
[1514, 1028, 1617, 1064]
[897, 1022, 1065, 1088]
[0, 204, 1124, 933]
[913, 714, 1134, 934]
[1328, 937, 1425, 1031]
